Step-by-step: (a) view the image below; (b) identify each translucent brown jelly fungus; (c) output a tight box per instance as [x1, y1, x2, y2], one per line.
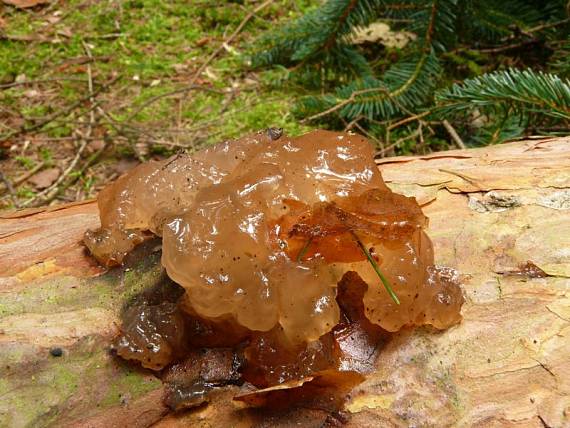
[114, 303, 186, 370]
[86, 129, 464, 354]
[162, 348, 243, 411]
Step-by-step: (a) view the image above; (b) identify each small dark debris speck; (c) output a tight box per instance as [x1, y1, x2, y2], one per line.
[267, 127, 283, 141]
[50, 347, 63, 357]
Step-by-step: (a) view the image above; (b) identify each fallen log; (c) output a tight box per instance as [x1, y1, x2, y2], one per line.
[0, 137, 569, 427]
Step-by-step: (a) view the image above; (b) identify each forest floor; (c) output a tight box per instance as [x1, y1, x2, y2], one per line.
[0, 0, 319, 210]
[0, 0, 452, 211]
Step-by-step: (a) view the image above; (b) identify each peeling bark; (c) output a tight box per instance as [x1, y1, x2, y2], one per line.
[1, 137, 569, 427]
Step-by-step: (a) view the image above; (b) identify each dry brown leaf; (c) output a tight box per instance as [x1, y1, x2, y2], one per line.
[2, 0, 50, 9]
[88, 139, 106, 152]
[234, 370, 364, 409]
[28, 167, 60, 189]
[56, 26, 73, 38]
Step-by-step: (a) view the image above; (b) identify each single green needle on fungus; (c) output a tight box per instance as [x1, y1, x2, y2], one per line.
[351, 231, 400, 305]
[296, 237, 313, 262]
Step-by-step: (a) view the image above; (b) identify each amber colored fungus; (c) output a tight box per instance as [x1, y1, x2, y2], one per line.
[86, 130, 464, 403]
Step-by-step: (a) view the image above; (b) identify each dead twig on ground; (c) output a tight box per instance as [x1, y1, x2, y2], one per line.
[219, 89, 237, 115]
[82, 41, 96, 134]
[0, 77, 88, 90]
[0, 172, 19, 208]
[442, 119, 466, 149]
[352, 121, 383, 150]
[342, 115, 385, 152]
[0, 161, 45, 195]
[0, 75, 119, 144]
[417, 122, 426, 154]
[125, 85, 224, 122]
[376, 127, 422, 158]
[188, 0, 274, 86]
[58, 137, 108, 201]
[20, 136, 88, 208]
[343, 115, 365, 133]
[387, 111, 431, 131]
[20, 41, 99, 208]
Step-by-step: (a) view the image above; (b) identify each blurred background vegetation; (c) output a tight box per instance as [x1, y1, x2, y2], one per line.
[0, 0, 568, 210]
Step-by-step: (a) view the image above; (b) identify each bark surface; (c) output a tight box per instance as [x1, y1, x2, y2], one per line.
[1, 137, 569, 427]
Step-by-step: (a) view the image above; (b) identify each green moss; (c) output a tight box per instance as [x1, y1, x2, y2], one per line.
[0, 296, 163, 426]
[98, 369, 160, 408]
[433, 367, 463, 412]
[0, 377, 10, 396]
[0, 347, 160, 427]
[0, 359, 80, 427]
[16, 186, 36, 199]
[14, 156, 35, 170]
[45, 364, 81, 395]
[0, 250, 162, 318]
[0, 0, 321, 161]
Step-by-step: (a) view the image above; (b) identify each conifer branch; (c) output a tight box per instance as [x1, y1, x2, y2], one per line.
[251, 0, 569, 144]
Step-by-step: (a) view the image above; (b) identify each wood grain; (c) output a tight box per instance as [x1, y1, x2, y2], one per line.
[1, 137, 569, 427]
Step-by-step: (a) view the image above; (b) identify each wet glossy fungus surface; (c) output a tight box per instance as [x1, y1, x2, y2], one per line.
[85, 129, 464, 390]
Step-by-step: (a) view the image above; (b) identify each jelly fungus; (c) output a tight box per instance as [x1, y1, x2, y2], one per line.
[85, 130, 463, 376]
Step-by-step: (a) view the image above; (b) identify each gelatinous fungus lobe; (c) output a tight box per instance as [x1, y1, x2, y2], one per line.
[85, 129, 464, 379]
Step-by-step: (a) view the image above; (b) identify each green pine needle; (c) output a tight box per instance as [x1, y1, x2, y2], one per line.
[250, 0, 569, 144]
[351, 232, 400, 305]
[435, 68, 570, 121]
[296, 237, 313, 262]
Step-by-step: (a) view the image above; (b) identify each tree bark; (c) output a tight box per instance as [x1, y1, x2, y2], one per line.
[1, 137, 569, 427]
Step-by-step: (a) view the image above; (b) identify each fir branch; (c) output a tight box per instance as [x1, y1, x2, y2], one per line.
[323, 0, 360, 50]
[300, 52, 441, 121]
[251, 0, 385, 69]
[251, 0, 570, 144]
[435, 68, 570, 121]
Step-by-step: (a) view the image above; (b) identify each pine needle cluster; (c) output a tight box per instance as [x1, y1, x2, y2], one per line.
[251, 0, 570, 150]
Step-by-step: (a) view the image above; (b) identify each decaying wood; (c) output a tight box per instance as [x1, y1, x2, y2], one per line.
[0, 137, 569, 427]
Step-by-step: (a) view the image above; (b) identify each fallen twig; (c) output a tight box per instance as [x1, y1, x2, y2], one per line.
[376, 127, 422, 158]
[0, 75, 119, 143]
[20, 42, 100, 208]
[0, 172, 19, 208]
[188, 0, 274, 86]
[0, 161, 45, 195]
[0, 77, 88, 90]
[387, 110, 431, 131]
[125, 85, 224, 122]
[343, 117, 384, 151]
[20, 139, 88, 208]
[82, 41, 97, 133]
[442, 119, 466, 149]
[55, 139, 108, 202]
